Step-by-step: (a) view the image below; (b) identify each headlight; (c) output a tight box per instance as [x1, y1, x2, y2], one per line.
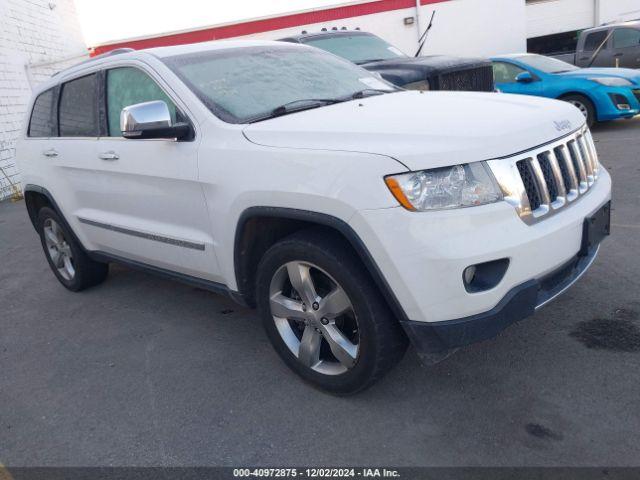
[402, 80, 430, 91]
[589, 77, 633, 87]
[384, 163, 502, 211]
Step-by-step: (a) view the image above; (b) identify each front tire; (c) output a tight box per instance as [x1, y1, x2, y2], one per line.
[562, 94, 596, 128]
[37, 207, 109, 291]
[256, 229, 408, 395]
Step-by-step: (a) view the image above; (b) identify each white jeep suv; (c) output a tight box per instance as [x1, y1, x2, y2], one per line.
[17, 41, 611, 394]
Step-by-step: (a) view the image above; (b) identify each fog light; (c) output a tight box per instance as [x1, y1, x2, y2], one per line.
[463, 266, 476, 285]
[609, 93, 631, 110]
[463, 258, 510, 293]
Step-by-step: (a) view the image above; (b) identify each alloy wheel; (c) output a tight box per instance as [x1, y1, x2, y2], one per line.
[43, 218, 75, 281]
[569, 100, 588, 119]
[269, 261, 359, 375]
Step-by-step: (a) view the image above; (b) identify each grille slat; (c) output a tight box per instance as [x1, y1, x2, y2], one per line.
[567, 140, 588, 192]
[577, 135, 594, 182]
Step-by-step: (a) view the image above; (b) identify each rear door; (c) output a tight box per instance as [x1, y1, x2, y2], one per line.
[611, 27, 640, 68]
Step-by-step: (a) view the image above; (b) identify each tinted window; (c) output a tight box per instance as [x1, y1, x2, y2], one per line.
[59, 74, 99, 137]
[613, 28, 640, 49]
[302, 34, 407, 65]
[492, 62, 527, 83]
[163, 46, 395, 123]
[583, 31, 608, 51]
[28, 88, 57, 137]
[106, 67, 178, 136]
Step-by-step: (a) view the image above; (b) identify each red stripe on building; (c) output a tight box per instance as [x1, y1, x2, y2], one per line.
[92, 0, 448, 55]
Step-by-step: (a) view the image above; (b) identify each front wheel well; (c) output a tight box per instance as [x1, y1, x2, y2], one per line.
[233, 208, 407, 322]
[558, 92, 596, 109]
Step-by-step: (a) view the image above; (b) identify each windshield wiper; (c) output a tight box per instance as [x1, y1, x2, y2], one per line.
[355, 58, 388, 65]
[351, 88, 395, 99]
[246, 90, 395, 124]
[246, 98, 343, 123]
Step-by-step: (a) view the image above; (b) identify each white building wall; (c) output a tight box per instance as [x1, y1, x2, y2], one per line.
[240, 0, 526, 58]
[0, 0, 87, 201]
[527, 0, 640, 39]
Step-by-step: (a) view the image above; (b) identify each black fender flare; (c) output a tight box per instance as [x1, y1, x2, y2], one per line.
[23, 184, 85, 247]
[234, 206, 409, 322]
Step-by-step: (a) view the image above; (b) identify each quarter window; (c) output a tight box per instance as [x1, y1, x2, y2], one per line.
[28, 88, 57, 137]
[613, 28, 640, 49]
[106, 67, 178, 136]
[583, 31, 608, 52]
[59, 74, 100, 137]
[492, 62, 527, 84]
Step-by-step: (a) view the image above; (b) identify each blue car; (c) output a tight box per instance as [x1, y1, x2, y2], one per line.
[492, 53, 640, 127]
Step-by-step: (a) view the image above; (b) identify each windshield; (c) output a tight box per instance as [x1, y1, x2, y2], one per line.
[302, 33, 407, 65]
[516, 54, 580, 73]
[163, 45, 395, 123]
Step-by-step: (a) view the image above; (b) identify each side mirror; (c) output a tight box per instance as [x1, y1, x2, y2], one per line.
[516, 71, 534, 84]
[120, 100, 192, 140]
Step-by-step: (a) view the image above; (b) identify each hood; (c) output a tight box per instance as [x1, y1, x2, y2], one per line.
[364, 55, 491, 73]
[557, 68, 640, 84]
[364, 55, 492, 85]
[243, 91, 586, 171]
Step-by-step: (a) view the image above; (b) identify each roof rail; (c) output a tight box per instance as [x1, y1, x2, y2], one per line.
[52, 48, 135, 76]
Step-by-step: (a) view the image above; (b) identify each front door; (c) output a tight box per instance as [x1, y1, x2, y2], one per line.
[55, 66, 219, 282]
[611, 28, 640, 68]
[492, 62, 542, 96]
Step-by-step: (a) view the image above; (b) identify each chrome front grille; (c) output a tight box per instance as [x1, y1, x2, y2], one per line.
[487, 127, 600, 225]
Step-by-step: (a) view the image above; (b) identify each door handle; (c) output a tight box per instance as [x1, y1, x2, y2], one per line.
[99, 151, 119, 161]
[43, 149, 58, 158]
[613, 53, 623, 57]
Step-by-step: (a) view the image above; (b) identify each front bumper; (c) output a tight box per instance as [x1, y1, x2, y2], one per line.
[400, 243, 601, 356]
[349, 168, 611, 355]
[595, 86, 640, 121]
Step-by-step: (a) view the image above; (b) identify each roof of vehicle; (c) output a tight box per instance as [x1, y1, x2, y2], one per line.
[279, 29, 371, 42]
[581, 19, 640, 33]
[491, 53, 538, 60]
[40, 40, 305, 90]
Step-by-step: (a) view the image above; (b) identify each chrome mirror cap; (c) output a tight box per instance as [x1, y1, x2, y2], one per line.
[120, 100, 172, 138]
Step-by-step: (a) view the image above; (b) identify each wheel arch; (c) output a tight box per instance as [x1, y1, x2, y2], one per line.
[23, 185, 84, 247]
[24, 184, 58, 230]
[557, 91, 598, 112]
[233, 207, 408, 322]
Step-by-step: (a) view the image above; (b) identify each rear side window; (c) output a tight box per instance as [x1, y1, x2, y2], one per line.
[59, 74, 100, 137]
[28, 88, 57, 137]
[613, 28, 640, 49]
[583, 31, 608, 51]
[106, 67, 178, 136]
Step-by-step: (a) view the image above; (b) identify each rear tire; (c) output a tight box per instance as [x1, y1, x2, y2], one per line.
[562, 94, 596, 128]
[256, 228, 408, 395]
[37, 207, 109, 291]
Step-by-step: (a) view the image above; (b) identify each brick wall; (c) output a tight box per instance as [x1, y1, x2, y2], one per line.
[0, 0, 87, 200]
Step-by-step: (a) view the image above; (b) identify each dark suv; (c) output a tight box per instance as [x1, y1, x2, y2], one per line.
[279, 30, 495, 92]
